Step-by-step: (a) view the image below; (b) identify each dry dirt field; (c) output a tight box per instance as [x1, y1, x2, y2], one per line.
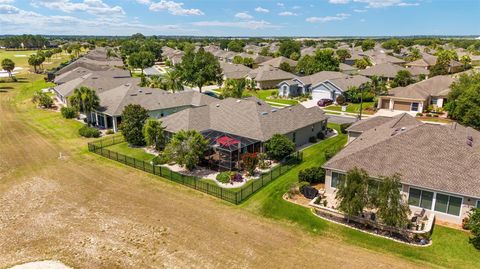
[0, 80, 422, 268]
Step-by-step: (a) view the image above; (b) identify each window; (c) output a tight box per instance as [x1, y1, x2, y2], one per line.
[411, 102, 420, 111]
[434, 193, 462, 216]
[292, 132, 296, 143]
[477, 200, 480, 208]
[331, 172, 345, 188]
[430, 97, 438, 106]
[408, 188, 433, 210]
[312, 125, 315, 133]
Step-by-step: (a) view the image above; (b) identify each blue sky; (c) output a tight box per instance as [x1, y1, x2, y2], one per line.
[0, 0, 479, 36]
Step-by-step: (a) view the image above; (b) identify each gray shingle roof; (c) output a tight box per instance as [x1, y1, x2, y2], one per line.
[97, 86, 216, 116]
[387, 75, 456, 100]
[324, 114, 480, 198]
[54, 72, 140, 99]
[248, 65, 295, 82]
[259, 56, 298, 68]
[358, 63, 406, 78]
[161, 97, 327, 142]
[220, 62, 251, 79]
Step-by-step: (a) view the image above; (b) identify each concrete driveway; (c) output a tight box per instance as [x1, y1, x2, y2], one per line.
[374, 109, 416, 117]
[301, 99, 318, 108]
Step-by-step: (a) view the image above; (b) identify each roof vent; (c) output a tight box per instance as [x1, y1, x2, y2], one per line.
[236, 100, 241, 103]
[130, 94, 137, 96]
[146, 92, 152, 95]
[261, 112, 268, 116]
[467, 140, 473, 147]
[139, 90, 143, 93]
[216, 104, 220, 107]
[467, 135, 473, 141]
[271, 109, 277, 112]
[257, 101, 262, 105]
[400, 127, 406, 131]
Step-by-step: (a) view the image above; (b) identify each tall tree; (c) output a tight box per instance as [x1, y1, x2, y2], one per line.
[445, 73, 480, 129]
[335, 168, 369, 223]
[1, 58, 15, 80]
[28, 53, 45, 73]
[376, 174, 411, 230]
[227, 40, 244, 52]
[222, 78, 246, 98]
[361, 39, 376, 51]
[119, 104, 149, 146]
[68, 86, 100, 126]
[336, 49, 351, 63]
[163, 69, 185, 93]
[143, 119, 165, 151]
[177, 48, 222, 93]
[296, 49, 339, 75]
[164, 130, 208, 170]
[128, 50, 155, 74]
[392, 70, 415, 87]
[460, 55, 472, 69]
[279, 40, 301, 58]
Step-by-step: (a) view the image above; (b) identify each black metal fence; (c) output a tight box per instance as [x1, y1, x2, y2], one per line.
[88, 135, 303, 204]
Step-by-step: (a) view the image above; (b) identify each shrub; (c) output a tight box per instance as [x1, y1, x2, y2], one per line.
[433, 114, 439, 118]
[416, 112, 423, 117]
[231, 172, 243, 182]
[257, 153, 269, 169]
[426, 113, 432, 117]
[287, 183, 300, 198]
[60, 107, 77, 119]
[336, 95, 346, 105]
[105, 129, 114, 135]
[467, 208, 480, 250]
[265, 134, 296, 161]
[340, 123, 351, 134]
[298, 166, 325, 184]
[324, 148, 337, 160]
[78, 125, 100, 138]
[152, 153, 170, 165]
[216, 171, 232, 184]
[298, 181, 310, 192]
[317, 131, 325, 140]
[309, 136, 317, 143]
[242, 153, 258, 176]
[32, 91, 54, 108]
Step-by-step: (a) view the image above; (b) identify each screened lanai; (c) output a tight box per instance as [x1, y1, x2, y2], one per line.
[201, 129, 261, 171]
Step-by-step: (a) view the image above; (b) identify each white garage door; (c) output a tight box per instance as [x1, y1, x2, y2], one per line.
[312, 89, 332, 100]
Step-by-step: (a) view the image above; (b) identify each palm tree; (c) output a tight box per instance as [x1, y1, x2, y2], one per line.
[222, 78, 246, 98]
[164, 69, 185, 93]
[69, 86, 100, 126]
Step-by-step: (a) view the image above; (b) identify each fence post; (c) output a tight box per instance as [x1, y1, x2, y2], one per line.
[160, 166, 163, 177]
[170, 169, 172, 180]
[221, 187, 223, 199]
[133, 158, 136, 168]
[143, 161, 145, 171]
[251, 181, 253, 193]
[270, 169, 273, 180]
[280, 164, 282, 175]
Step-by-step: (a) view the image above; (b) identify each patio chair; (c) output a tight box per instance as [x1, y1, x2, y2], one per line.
[414, 208, 426, 219]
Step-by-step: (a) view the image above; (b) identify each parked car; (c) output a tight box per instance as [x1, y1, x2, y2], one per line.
[317, 99, 333, 107]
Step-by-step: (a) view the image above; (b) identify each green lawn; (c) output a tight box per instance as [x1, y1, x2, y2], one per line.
[325, 102, 375, 114]
[241, 123, 480, 268]
[249, 89, 299, 105]
[0, 49, 72, 74]
[105, 142, 155, 162]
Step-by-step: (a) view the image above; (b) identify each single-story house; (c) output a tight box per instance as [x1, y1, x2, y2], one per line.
[220, 62, 252, 80]
[339, 63, 358, 75]
[358, 63, 406, 81]
[405, 54, 463, 74]
[259, 56, 298, 69]
[55, 48, 124, 75]
[160, 97, 328, 170]
[323, 113, 480, 225]
[93, 86, 217, 132]
[247, 65, 295, 90]
[277, 71, 370, 100]
[54, 67, 130, 85]
[377, 75, 456, 113]
[52, 70, 140, 104]
[361, 51, 406, 65]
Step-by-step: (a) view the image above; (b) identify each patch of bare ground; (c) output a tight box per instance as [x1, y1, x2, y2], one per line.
[0, 84, 423, 268]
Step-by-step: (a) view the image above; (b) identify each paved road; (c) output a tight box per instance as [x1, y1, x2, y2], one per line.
[327, 114, 358, 124]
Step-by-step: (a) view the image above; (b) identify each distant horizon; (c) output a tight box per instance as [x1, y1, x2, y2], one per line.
[1, 0, 479, 36]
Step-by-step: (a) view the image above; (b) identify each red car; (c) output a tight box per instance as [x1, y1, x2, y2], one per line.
[317, 99, 333, 107]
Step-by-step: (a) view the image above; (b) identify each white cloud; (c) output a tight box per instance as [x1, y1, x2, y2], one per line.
[328, 0, 420, 7]
[328, 0, 350, 4]
[254, 6, 269, 13]
[278, 11, 297, 16]
[354, 9, 367, 12]
[353, 0, 419, 8]
[0, 0, 14, 3]
[292, 5, 301, 9]
[235, 12, 253, 20]
[145, 0, 204, 16]
[0, 4, 196, 35]
[306, 13, 350, 23]
[32, 0, 125, 16]
[277, 2, 284, 7]
[192, 20, 277, 30]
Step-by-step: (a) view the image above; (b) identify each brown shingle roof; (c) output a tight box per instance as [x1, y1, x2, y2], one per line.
[387, 75, 456, 100]
[248, 65, 295, 82]
[324, 114, 480, 198]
